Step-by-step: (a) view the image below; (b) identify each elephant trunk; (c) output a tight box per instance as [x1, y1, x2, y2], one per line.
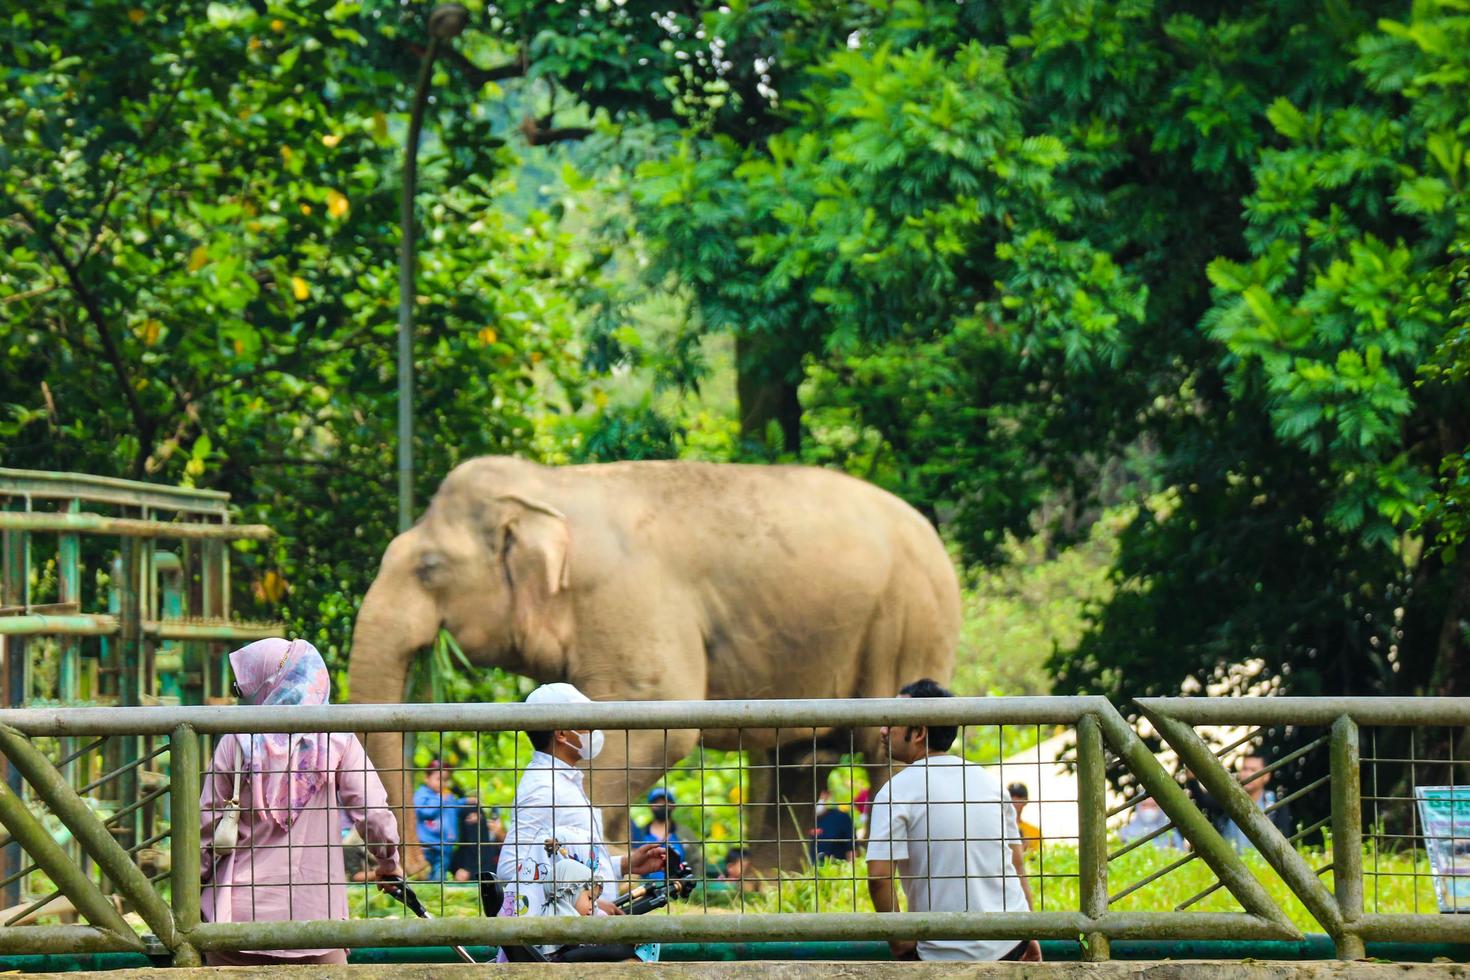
[346, 530, 441, 875]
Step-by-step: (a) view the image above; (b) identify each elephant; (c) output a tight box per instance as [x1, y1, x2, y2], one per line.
[347, 456, 959, 870]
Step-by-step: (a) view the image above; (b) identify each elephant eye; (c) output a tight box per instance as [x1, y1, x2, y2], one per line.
[414, 552, 447, 586]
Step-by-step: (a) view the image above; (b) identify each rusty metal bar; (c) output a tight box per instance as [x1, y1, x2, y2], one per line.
[1357, 914, 1470, 942]
[0, 774, 141, 948]
[0, 925, 147, 955]
[1077, 713, 1110, 961]
[1093, 704, 1298, 936]
[168, 727, 201, 927]
[0, 467, 230, 513]
[1136, 698, 1470, 727]
[1142, 708, 1345, 942]
[0, 695, 1111, 737]
[0, 725, 177, 947]
[170, 724, 201, 966]
[0, 512, 267, 541]
[1330, 715, 1365, 959]
[0, 615, 280, 643]
[184, 909, 1295, 951]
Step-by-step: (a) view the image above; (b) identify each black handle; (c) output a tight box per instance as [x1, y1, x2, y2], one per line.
[379, 875, 431, 919]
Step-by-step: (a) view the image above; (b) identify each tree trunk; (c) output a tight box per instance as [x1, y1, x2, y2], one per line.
[735, 333, 802, 453]
[1429, 549, 1470, 697]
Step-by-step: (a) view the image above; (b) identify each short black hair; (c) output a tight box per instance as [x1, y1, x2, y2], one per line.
[524, 690, 556, 751]
[897, 678, 958, 752]
[1007, 783, 1029, 800]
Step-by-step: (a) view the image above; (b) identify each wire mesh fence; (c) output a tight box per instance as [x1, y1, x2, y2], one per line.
[0, 732, 173, 930]
[0, 697, 1466, 964]
[1361, 726, 1470, 916]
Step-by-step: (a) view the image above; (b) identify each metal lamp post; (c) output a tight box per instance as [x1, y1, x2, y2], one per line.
[398, 3, 469, 533]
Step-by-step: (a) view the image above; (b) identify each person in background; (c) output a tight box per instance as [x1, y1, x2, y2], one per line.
[1182, 767, 1225, 833]
[631, 788, 689, 880]
[867, 678, 1040, 963]
[1117, 796, 1183, 850]
[200, 637, 400, 967]
[414, 760, 475, 880]
[451, 805, 506, 882]
[1007, 783, 1042, 852]
[713, 847, 760, 893]
[1220, 752, 1294, 851]
[853, 786, 873, 841]
[810, 788, 856, 863]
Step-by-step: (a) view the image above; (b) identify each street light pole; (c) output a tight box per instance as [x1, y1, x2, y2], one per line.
[398, 4, 468, 534]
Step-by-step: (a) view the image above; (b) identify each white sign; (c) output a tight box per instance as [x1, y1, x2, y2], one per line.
[1414, 786, 1470, 913]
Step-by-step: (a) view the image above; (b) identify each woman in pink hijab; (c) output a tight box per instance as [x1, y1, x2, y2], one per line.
[200, 637, 401, 966]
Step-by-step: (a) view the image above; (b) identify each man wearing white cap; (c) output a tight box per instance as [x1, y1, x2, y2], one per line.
[495, 682, 667, 963]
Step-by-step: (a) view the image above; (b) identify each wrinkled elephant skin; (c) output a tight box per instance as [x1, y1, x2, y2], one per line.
[347, 457, 959, 870]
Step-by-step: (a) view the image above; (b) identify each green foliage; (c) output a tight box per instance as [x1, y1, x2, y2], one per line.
[0, 1, 609, 665]
[953, 512, 1125, 696]
[1064, 0, 1470, 710]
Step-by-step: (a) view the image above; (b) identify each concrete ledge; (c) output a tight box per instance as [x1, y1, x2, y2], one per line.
[19, 963, 1469, 979]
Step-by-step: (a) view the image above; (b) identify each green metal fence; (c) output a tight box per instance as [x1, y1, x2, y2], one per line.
[0, 696, 1464, 966]
[0, 468, 282, 912]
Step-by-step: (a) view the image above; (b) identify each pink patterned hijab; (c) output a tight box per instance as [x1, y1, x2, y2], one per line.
[227, 637, 332, 829]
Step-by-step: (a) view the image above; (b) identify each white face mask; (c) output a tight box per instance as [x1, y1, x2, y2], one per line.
[569, 729, 604, 761]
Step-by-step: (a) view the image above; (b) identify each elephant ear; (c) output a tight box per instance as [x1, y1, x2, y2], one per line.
[493, 494, 572, 662]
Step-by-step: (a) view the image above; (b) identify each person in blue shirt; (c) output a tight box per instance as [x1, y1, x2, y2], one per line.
[413, 760, 475, 880]
[810, 788, 855, 863]
[631, 787, 688, 880]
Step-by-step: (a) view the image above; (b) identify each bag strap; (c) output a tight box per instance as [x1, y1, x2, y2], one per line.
[227, 733, 249, 804]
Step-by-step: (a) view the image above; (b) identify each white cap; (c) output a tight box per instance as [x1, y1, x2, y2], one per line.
[526, 682, 591, 705]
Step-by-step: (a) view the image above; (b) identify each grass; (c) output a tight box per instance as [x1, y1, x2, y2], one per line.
[345, 840, 1440, 935]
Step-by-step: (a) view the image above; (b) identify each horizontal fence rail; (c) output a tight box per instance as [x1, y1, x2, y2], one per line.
[0, 512, 271, 541]
[0, 697, 1463, 967]
[0, 696, 1111, 736]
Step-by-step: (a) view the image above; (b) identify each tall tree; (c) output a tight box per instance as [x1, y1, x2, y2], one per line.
[1, 1, 601, 659]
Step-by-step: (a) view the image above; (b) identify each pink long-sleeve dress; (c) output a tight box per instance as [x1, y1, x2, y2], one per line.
[200, 731, 400, 959]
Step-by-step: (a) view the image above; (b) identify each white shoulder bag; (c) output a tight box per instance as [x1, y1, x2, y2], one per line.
[212, 767, 244, 854]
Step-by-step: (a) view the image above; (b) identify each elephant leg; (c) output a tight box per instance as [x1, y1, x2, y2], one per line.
[741, 739, 846, 873]
[364, 730, 431, 879]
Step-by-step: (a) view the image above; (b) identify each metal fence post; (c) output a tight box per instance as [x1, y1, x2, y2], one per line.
[1098, 704, 1300, 937]
[1077, 714, 1110, 961]
[1330, 714, 1364, 960]
[0, 775, 143, 949]
[1, 500, 30, 911]
[1143, 709, 1345, 941]
[170, 724, 202, 966]
[0, 724, 177, 948]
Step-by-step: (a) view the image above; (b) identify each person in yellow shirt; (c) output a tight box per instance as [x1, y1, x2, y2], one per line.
[1007, 783, 1041, 852]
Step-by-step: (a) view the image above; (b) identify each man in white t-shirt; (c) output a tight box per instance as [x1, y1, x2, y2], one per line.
[866, 678, 1041, 962]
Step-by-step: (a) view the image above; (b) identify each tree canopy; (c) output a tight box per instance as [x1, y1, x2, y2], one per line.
[2, 0, 1466, 705]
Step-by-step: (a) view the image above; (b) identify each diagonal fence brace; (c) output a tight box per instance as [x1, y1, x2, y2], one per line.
[0, 725, 177, 949]
[1142, 707, 1348, 944]
[0, 777, 143, 949]
[1094, 704, 1301, 939]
